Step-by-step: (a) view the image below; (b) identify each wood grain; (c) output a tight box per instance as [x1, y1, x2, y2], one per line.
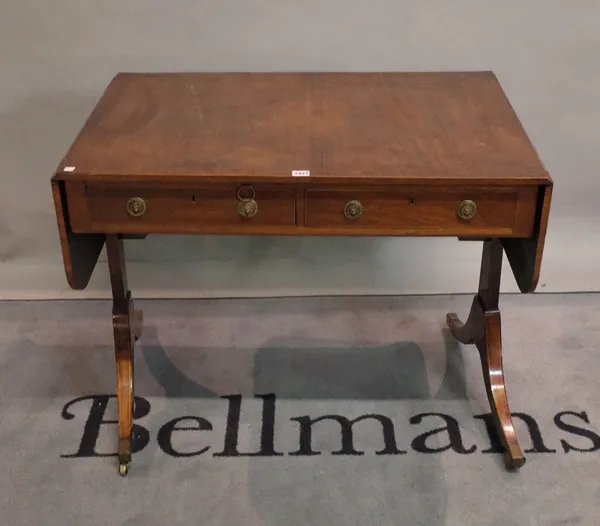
[106, 235, 141, 476]
[446, 239, 525, 469]
[66, 181, 539, 238]
[502, 184, 553, 292]
[304, 186, 536, 237]
[54, 72, 551, 187]
[51, 179, 104, 289]
[85, 183, 296, 233]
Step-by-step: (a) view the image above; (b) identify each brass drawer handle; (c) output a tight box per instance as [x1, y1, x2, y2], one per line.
[238, 199, 258, 218]
[344, 200, 363, 219]
[457, 199, 477, 221]
[237, 185, 258, 218]
[126, 197, 147, 217]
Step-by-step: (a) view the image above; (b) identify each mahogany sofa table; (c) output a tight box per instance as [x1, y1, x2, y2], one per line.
[51, 71, 553, 475]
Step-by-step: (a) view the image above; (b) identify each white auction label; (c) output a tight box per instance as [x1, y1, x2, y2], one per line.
[292, 170, 310, 177]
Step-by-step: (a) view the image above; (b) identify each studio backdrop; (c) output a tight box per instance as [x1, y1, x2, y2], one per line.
[1, 0, 599, 299]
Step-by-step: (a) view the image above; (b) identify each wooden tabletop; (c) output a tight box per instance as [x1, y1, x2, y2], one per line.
[56, 72, 551, 186]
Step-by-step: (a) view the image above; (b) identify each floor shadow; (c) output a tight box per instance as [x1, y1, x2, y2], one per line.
[252, 339, 431, 399]
[140, 327, 469, 401]
[141, 326, 219, 398]
[436, 328, 469, 400]
[3, 323, 470, 406]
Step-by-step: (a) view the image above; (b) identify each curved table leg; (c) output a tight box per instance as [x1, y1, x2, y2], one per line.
[477, 311, 525, 469]
[114, 309, 134, 476]
[446, 296, 484, 345]
[446, 239, 525, 470]
[107, 235, 143, 476]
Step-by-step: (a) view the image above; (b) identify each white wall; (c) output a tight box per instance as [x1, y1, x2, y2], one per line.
[1, 0, 599, 299]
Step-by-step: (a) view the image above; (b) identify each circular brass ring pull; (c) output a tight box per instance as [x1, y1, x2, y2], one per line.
[238, 199, 258, 218]
[344, 200, 363, 219]
[457, 199, 477, 221]
[126, 197, 147, 217]
[237, 186, 256, 201]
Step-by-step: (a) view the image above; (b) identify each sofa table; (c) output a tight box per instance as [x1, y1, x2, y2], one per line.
[51, 71, 553, 475]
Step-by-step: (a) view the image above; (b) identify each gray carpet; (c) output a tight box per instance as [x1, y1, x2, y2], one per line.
[1, 294, 599, 525]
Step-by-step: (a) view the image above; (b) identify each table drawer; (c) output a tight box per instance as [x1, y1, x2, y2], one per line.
[83, 184, 296, 234]
[303, 187, 537, 236]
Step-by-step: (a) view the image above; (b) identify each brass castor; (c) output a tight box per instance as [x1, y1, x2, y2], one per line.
[117, 437, 131, 477]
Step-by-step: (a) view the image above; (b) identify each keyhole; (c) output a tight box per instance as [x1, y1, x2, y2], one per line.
[192, 195, 196, 203]
[408, 198, 415, 206]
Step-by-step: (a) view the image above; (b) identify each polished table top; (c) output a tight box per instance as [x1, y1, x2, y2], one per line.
[56, 71, 550, 187]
